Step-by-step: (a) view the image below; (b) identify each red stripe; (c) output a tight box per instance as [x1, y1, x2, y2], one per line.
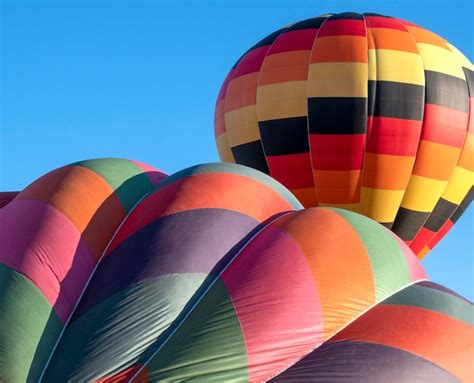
[268, 29, 319, 54]
[409, 227, 435, 255]
[422, 104, 468, 147]
[232, 46, 269, 78]
[366, 117, 422, 156]
[310, 134, 365, 170]
[428, 220, 454, 249]
[365, 16, 407, 31]
[216, 69, 235, 102]
[267, 153, 314, 188]
[317, 19, 366, 37]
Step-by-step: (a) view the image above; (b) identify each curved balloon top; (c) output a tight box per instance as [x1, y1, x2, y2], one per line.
[5, 158, 469, 382]
[214, 12, 473, 258]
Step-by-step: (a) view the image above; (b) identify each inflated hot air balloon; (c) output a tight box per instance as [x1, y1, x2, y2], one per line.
[214, 12, 473, 258]
[1, 158, 472, 382]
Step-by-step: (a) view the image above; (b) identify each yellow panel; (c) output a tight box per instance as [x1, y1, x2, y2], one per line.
[307, 62, 368, 97]
[417, 43, 466, 79]
[256, 81, 307, 121]
[446, 43, 474, 70]
[441, 166, 473, 204]
[225, 105, 260, 146]
[216, 133, 235, 163]
[375, 49, 425, 85]
[368, 49, 377, 81]
[401, 175, 448, 211]
[360, 187, 405, 223]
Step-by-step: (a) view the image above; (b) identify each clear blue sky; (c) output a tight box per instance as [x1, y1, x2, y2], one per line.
[1, 0, 473, 299]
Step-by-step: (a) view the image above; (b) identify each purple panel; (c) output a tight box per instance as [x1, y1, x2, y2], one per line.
[73, 208, 259, 317]
[270, 341, 457, 382]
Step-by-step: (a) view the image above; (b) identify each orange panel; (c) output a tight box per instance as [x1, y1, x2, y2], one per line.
[291, 186, 318, 208]
[368, 27, 419, 53]
[259, 50, 311, 85]
[225, 72, 259, 111]
[458, 133, 474, 171]
[214, 99, 226, 137]
[362, 153, 416, 190]
[412, 140, 461, 180]
[314, 170, 361, 204]
[273, 208, 375, 339]
[405, 26, 449, 49]
[311, 35, 367, 63]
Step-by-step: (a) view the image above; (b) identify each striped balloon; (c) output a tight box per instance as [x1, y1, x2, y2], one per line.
[214, 12, 473, 259]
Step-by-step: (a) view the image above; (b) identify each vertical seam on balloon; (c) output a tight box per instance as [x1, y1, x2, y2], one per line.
[419, 44, 473, 254]
[390, 20, 430, 243]
[265, 278, 429, 381]
[220, 71, 236, 163]
[254, 26, 290, 176]
[224, 220, 324, 382]
[127, 210, 295, 383]
[359, 13, 375, 218]
[305, 15, 331, 207]
[37, 186, 157, 382]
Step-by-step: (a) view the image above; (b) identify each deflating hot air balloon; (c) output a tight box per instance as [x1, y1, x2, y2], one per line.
[214, 12, 473, 258]
[1, 158, 472, 382]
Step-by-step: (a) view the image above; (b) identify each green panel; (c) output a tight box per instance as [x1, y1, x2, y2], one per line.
[0, 264, 62, 382]
[145, 279, 249, 382]
[385, 283, 474, 326]
[330, 208, 411, 302]
[74, 158, 154, 212]
[43, 274, 208, 382]
[157, 162, 303, 211]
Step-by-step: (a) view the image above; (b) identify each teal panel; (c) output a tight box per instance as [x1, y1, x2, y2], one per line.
[145, 279, 249, 382]
[330, 208, 412, 301]
[0, 264, 62, 382]
[43, 274, 207, 382]
[74, 158, 154, 212]
[385, 283, 474, 326]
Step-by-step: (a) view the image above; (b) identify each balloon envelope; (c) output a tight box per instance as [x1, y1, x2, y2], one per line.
[214, 12, 473, 258]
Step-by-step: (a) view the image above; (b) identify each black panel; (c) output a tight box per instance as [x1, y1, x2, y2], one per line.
[425, 70, 469, 112]
[451, 186, 473, 223]
[287, 17, 327, 31]
[363, 13, 388, 17]
[249, 28, 287, 51]
[231, 140, 269, 174]
[308, 97, 367, 135]
[392, 208, 431, 240]
[424, 198, 458, 232]
[371, 80, 425, 120]
[367, 79, 377, 118]
[328, 12, 364, 20]
[259, 116, 309, 156]
[379, 222, 394, 229]
[462, 67, 474, 94]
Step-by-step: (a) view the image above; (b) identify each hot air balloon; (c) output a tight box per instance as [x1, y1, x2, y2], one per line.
[214, 12, 473, 258]
[2, 158, 471, 382]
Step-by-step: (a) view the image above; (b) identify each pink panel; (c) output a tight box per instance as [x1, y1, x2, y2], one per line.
[0, 199, 96, 323]
[221, 225, 323, 382]
[392, 232, 428, 282]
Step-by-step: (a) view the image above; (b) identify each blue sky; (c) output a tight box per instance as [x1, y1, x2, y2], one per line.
[1, 0, 473, 299]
